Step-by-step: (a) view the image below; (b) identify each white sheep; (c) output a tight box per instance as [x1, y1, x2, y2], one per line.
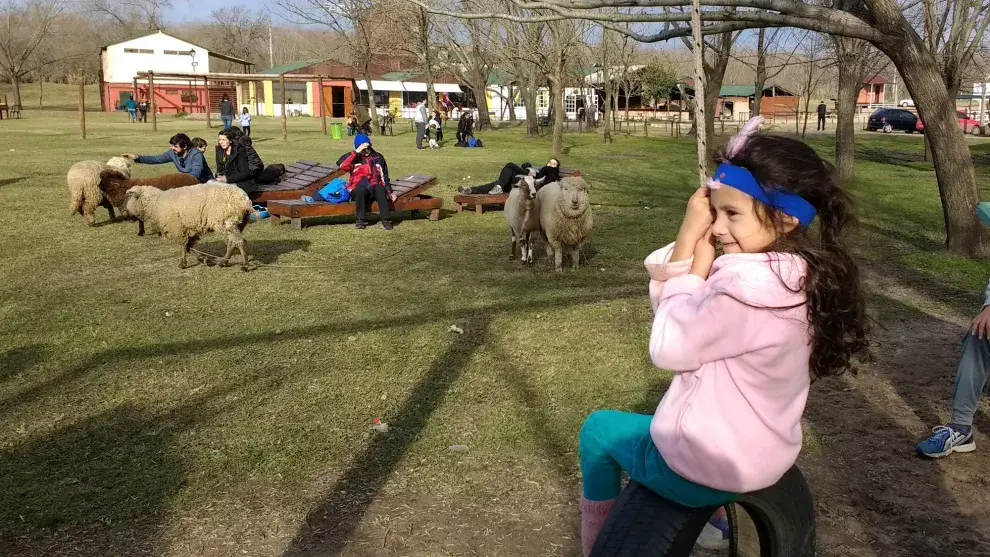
[124, 183, 253, 271]
[504, 175, 541, 264]
[537, 176, 593, 271]
[67, 156, 132, 225]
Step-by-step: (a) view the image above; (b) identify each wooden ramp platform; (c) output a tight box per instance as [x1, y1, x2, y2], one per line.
[252, 160, 345, 204]
[268, 175, 441, 229]
[453, 168, 581, 215]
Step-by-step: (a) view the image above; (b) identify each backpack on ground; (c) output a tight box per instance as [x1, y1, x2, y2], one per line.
[468, 138, 483, 148]
[257, 164, 285, 185]
[317, 177, 350, 204]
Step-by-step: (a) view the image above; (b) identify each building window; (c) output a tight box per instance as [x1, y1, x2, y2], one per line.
[124, 48, 154, 54]
[514, 92, 525, 108]
[564, 93, 577, 113]
[164, 89, 179, 95]
[403, 91, 427, 106]
[273, 81, 308, 104]
[536, 90, 548, 109]
[163, 50, 194, 56]
[181, 92, 198, 103]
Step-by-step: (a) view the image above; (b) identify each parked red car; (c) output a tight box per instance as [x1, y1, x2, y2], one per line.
[915, 111, 983, 135]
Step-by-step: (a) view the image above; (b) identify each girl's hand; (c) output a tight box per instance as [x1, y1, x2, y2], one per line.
[690, 227, 716, 279]
[671, 188, 714, 261]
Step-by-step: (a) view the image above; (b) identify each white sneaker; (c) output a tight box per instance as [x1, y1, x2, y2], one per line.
[490, 184, 502, 194]
[695, 521, 729, 550]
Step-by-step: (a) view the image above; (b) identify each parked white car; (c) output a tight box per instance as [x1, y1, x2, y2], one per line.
[899, 99, 915, 107]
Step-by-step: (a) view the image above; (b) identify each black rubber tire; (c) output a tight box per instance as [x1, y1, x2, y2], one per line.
[882, 124, 893, 133]
[590, 482, 717, 557]
[591, 466, 815, 557]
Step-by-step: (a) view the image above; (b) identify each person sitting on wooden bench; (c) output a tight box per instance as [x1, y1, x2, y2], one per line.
[458, 158, 561, 195]
[337, 133, 397, 231]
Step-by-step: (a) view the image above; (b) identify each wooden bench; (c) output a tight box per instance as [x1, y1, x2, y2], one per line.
[0, 95, 9, 120]
[268, 175, 441, 229]
[252, 160, 345, 205]
[453, 168, 581, 215]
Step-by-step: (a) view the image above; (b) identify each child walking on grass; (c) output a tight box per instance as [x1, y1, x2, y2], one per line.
[578, 116, 870, 555]
[240, 107, 252, 137]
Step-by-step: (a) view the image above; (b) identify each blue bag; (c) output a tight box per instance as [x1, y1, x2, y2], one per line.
[317, 177, 350, 204]
[467, 138, 479, 148]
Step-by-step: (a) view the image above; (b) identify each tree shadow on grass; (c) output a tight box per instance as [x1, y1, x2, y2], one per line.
[855, 144, 930, 169]
[0, 177, 26, 188]
[0, 370, 281, 557]
[0, 343, 46, 383]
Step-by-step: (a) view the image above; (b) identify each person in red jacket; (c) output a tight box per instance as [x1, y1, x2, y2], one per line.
[336, 133, 397, 230]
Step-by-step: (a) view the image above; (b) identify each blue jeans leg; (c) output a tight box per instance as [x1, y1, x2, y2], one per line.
[579, 410, 738, 506]
[950, 333, 990, 426]
[221, 116, 233, 130]
[128, 109, 136, 122]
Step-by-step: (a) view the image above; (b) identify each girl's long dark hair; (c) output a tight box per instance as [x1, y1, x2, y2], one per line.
[715, 135, 870, 380]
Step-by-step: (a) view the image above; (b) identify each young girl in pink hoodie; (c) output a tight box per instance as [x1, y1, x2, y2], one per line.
[578, 117, 870, 555]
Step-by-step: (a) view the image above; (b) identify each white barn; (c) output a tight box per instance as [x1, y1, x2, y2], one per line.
[99, 30, 253, 114]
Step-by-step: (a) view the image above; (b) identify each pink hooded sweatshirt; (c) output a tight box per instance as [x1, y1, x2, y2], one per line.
[645, 242, 811, 494]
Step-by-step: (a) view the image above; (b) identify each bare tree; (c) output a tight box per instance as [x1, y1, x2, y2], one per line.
[831, 36, 888, 180]
[681, 26, 738, 147]
[436, 15, 497, 129]
[87, 0, 171, 33]
[0, 0, 65, 108]
[208, 8, 270, 65]
[277, 0, 396, 127]
[414, 0, 990, 255]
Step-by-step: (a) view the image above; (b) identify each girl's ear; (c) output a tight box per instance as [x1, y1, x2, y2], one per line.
[782, 215, 800, 233]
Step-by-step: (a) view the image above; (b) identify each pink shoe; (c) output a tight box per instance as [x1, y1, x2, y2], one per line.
[580, 497, 617, 557]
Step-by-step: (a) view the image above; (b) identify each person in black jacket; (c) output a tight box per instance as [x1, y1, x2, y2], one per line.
[816, 101, 828, 131]
[456, 111, 474, 144]
[458, 158, 561, 195]
[214, 128, 258, 192]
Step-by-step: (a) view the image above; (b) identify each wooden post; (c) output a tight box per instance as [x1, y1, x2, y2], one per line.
[280, 73, 287, 141]
[132, 78, 138, 100]
[204, 77, 212, 128]
[690, 0, 708, 184]
[78, 82, 86, 139]
[319, 78, 327, 135]
[148, 71, 157, 132]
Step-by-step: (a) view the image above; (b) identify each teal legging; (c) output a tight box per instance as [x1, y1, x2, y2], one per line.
[579, 410, 738, 505]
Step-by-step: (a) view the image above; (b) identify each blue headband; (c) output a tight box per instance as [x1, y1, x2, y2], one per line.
[712, 163, 817, 228]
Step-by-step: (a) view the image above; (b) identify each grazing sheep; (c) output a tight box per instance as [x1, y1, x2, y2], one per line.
[504, 175, 541, 264]
[124, 183, 253, 271]
[99, 172, 200, 236]
[537, 176, 593, 271]
[67, 157, 132, 226]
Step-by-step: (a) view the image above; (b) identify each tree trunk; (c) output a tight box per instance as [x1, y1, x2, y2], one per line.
[801, 63, 815, 138]
[835, 52, 861, 181]
[471, 80, 492, 129]
[551, 83, 565, 157]
[10, 75, 22, 108]
[508, 83, 517, 122]
[704, 81, 720, 147]
[363, 67, 379, 128]
[624, 81, 630, 122]
[522, 82, 538, 136]
[880, 35, 986, 255]
[603, 81, 613, 143]
[753, 28, 766, 117]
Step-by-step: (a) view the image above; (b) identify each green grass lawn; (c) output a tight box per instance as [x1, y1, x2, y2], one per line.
[3, 87, 990, 556]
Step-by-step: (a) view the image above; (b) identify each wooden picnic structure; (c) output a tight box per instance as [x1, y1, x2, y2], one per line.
[118, 71, 357, 141]
[0, 95, 21, 120]
[252, 161, 346, 205]
[268, 175, 441, 229]
[453, 168, 581, 215]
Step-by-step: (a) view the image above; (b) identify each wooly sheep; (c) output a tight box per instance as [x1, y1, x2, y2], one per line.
[504, 175, 541, 264]
[67, 156, 132, 225]
[537, 176, 593, 271]
[124, 183, 253, 271]
[99, 172, 200, 236]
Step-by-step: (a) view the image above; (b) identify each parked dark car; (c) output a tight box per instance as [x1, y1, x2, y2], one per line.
[867, 108, 920, 133]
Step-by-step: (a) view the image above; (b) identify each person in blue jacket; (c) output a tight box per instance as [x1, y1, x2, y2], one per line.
[122, 133, 213, 183]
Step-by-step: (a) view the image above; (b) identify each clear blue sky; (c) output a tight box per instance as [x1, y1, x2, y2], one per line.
[166, 0, 272, 24]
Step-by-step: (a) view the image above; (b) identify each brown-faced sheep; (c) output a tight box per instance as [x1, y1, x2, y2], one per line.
[504, 175, 541, 264]
[124, 184, 253, 271]
[99, 172, 200, 236]
[67, 156, 131, 225]
[537, 176, 593, 271]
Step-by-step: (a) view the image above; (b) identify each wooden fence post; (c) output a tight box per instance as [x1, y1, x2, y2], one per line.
[203, 78, 212, 128]
[319, 78, 327, 135]
[78, 82, 86, 139]
[280, 73, 288, 141]
[148, 71, 157, 132]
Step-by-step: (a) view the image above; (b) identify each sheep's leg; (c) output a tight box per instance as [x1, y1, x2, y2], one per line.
[527, 235, 536, 265]
[180, 235, 198, 269]
[106, 205, 116, 222]
[83, 211, 94, 226]
[553, 247, 563, 272]
[137, 220, 145, 236]
[220, 222, 249, 271]
[570, 247, 580, 269]
[509, 232, 516, 260]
